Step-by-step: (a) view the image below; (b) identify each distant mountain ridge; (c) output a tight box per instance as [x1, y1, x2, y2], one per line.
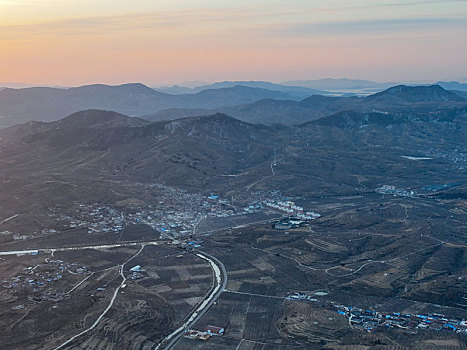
[1, 82, 466, 128]
[0, 83, 305, 127]
[435, 81, 467, 92]
[147, 85, 466, 125]
[367, 85, 464, 103]
[155, 80, 326, 99]
[281, 78, 398, 91]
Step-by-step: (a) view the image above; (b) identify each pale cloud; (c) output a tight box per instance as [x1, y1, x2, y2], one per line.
[271, 17, 467, 37]
[0, 0, 466, 84]
[0, 7, 303, 37]
[1, 0, 465, 37]
[2, 3, 465, 39]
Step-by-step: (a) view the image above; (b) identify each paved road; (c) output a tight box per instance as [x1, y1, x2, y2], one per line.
[0, 225, 229, 350]
[0, 241, 159, 256]
[155, 250, 227, 350]
[0, 239, 228, 350]
[193, 215, 206, 235]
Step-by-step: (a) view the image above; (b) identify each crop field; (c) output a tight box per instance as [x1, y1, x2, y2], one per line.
[0, 244, 213, 349]
[188, 192, 466, 348]
[0, 166, 465, 349]
[173, 292, 297, 350]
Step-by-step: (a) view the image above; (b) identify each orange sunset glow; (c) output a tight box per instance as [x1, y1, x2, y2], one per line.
[1, 0, 466, 85]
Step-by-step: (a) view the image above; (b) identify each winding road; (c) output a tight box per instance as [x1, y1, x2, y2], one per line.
[155, 250, 227, 350]
[52, 244, 146, 350]
[0, 233, 228, 350]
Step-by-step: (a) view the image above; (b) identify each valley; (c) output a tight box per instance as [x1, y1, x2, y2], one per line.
[0, 85, 465, 349]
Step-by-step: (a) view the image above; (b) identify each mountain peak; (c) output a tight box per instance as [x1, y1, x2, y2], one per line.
[51, 109, 148, 129]
[368, 84, 464, 102]
[69, 83, 159, 95]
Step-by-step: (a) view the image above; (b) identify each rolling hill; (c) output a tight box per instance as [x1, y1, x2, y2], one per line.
[148, 85, 467, 125]
[0, 83, 303, 127]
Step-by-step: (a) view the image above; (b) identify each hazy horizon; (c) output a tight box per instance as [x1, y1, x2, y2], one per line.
[1, 0, 466, 86]
[1, 77, 467, 90]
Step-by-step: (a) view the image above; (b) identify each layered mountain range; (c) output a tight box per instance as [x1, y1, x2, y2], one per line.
[0, 82, 465, 127]
[1, 83, 465, 197]
[0, 84, 300, 126]
[148, 85, 466, 125]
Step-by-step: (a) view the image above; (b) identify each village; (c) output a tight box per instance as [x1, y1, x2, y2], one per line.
[2, 258, 88, 308]
[181, 290, 467, 344]
[333, 303, 467, 335]
[43, 186, 321, 241]
[285, 293, 467, 336]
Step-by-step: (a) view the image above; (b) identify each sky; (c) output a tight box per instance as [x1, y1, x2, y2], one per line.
[0, 0, 466, 86]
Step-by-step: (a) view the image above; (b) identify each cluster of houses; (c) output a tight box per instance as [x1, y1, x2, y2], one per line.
[426, 148, 467, 170]
[52, 188, 315, 241]
[4, 259, 87, 310]
[334, 304, 467, 334]
[60, 203, 125, 233]
[127, 265, 145, 280]
[285, 294, 466, 335]
[2, 259, 87, 293]
[286, 292, 318, 302]
[263, 199, 321, 230]
[184, 325, 225, 341]
[169, 240, 204, 251]
[377, 185, 416, 197]
[264, 201, 321, 221]
[134, 185, 236, 236]
[57, 184, 240, 238]
[7, 229, 58, 242]
[274, 218, 307, 230]
[29, 291, 68, 303]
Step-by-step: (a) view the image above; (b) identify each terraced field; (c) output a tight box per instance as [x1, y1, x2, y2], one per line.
[0, 245, 214, 349]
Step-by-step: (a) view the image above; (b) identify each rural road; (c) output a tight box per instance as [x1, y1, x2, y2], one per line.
[0, 240, 227, 350]
[0, 241, 159, 256]
[0, 230, 229, 350]
[155, 250, 228, 350]
[52, 244, 146, 350]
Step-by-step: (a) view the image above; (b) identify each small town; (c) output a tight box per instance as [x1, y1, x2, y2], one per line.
[43, 186, 320, 240]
